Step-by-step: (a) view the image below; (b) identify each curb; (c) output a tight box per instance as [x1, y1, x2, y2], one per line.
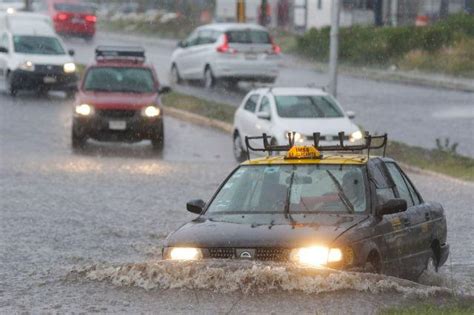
[165, 105, 472, 185]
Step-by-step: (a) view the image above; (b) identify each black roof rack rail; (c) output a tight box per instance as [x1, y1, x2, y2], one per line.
[244, 131, 388, 160]
[95, 46, 145, 62]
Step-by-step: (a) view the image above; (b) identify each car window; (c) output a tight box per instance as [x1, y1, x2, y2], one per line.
[185, 31, 199, 47]
[274, 95, 344, 118]
[0, 33, 8, 50]
[386, 163, 414, 207]
[83, 67, 156, 93]
[226, 30, 271, 44]
[206, 165, 367, 214]
[243, 94, 259, 113]
[13, 36, 65, 55]
[198, 30, 217, 45]
[401, 172, 422, 205]
[258, 96, 271, 114]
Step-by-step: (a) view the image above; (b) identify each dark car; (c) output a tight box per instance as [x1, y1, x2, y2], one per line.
[71, 46, 170, 150]
[163, 133, 449, 281]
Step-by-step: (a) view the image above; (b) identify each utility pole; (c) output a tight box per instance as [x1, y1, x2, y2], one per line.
[237, 0, 246, 23]
[259, 0, 268, 26]
[328, 0, 341, 97]
[24, 0, 33, 11]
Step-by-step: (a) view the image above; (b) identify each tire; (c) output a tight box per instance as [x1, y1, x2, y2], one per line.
[71, 129, 87, 150]
[6, 72, 17, 97]
[203, 66, 215, 89]
[364, 252, 381, 274]
[233, 132, 246, 162]
[170, 64, 182, 86]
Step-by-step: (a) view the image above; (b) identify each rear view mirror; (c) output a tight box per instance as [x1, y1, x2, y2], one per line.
[376, 198, 407, 216]
[0, 47, 8, 53]
[346, 111, 355, 119]
[68, 49, 75, 56]
[159, 86, 172, 94]
[256, 111, 271, 120]
[186, 199, 205, 214]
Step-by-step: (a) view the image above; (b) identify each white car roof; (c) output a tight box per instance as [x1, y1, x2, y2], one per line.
[198, 23, 268, 32]
[252, 87, 329, 96]
[5, 12, 54, 36]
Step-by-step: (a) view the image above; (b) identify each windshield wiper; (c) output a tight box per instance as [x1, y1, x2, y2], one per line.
[326, 170, 355, 214]
[284, 168, 297, 227]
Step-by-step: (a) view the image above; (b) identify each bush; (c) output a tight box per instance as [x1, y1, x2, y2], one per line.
[295, 13, 474, 66]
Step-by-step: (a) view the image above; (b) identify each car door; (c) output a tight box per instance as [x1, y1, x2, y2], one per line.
[385, 162, 430, 277]
[176, 31, 199, 79]
[239, 93, 261, 143]
[368, 159, 410, 277]
[190, 29, 218, 79]
[255, 94, 273, 138]
[0, 32, 10, 86]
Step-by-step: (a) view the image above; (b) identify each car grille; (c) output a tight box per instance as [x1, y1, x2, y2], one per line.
[207, 248, 290, 261]
[98, 109, 137, 118]
[34, 64, 64, 75]
[306, 134, 350, 141]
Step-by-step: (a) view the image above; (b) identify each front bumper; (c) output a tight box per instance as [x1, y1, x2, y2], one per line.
[10, 68, 78, 91]
[213, 57, 279, 81]
[73, 112, 163, 142]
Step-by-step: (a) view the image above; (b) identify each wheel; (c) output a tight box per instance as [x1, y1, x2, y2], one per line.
[71, 128, 87, 150]
[364, 252, 381, 274]
[233, 132, 246, 162]
[203, 67, 215, 89]
[170, 64, 182, 86]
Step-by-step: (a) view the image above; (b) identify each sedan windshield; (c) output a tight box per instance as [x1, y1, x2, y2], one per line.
[13, 36, 65, 55]
[206, 165, 367, 215]
[83, 67, 156, 93]
[275, 95, 344, 118]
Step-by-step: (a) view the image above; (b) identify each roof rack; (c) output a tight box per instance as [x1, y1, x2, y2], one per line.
[244, 131, 388, 160]
[95, 46, 146, 63]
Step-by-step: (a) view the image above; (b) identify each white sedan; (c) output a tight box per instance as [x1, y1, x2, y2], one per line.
[232, 87, 363, 161]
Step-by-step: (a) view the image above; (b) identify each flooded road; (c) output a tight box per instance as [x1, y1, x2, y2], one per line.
[0, 91, 473, 313]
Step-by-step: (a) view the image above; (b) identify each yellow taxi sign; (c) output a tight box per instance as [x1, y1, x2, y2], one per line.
[286, 146, 321, 159]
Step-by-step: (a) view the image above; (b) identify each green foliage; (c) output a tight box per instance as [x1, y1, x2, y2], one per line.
[295, 13, 474, 66]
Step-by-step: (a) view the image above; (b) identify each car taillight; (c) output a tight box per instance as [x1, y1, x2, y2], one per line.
[85, 15, 97, 23]
[270, 36, 281, 55]
[216, 34, 237, 54]
[56, 13, 69, 21]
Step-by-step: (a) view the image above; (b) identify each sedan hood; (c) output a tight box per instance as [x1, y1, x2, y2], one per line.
[277, 117, 358, 137]
[165, 213, 368, 248]
[77, 91, 158, 110]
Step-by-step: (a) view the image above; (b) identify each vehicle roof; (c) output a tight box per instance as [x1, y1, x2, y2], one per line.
[89, 61, 153, 68]
[242, 153, 369, 166]
[250, 87, 329, 96]
[198, 23, 268, 32]
[5, 12, 54, 35]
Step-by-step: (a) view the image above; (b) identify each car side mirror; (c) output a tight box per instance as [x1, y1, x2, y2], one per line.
[346, 111, 356, 119]
[0, 47, 8, 53]
[177, 40, 187, 48]
[376, 198, 407, 216]
[68, 49, 75, 56]
[186, 199, 205, 214]
[256, 111, 271, 120]
[159, 86, 172, 94]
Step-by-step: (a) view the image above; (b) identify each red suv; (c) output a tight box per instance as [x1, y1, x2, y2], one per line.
[71, 46, 171, 151]
[49, 0, 97, 40]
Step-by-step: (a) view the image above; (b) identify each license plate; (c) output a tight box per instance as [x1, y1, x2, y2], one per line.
[109, 121, 126, 130]
[245, 53, 258, 60]
[43, 76, 56, 84]
[71, 17, 83, 24]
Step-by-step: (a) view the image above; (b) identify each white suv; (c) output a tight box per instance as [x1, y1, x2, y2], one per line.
[232, 87, 363, 161]
[0, 12, 77, 96]
[170, 23, 280, 88]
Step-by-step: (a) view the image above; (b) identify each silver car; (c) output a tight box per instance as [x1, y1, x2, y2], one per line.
[170, 23, 280, 88]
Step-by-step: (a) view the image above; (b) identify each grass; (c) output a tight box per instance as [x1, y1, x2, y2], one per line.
[162, 92, 474, 181]
[380, 298, 474, 315]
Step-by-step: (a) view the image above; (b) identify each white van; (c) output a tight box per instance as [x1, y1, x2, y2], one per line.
[0, 12, 77, 96]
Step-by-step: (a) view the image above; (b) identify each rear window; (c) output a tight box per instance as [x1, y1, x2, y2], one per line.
[54, 3, 95, 13]
[13, 36, 65, 55]
[275, 95, 344, 118]
[83, 67, 156, 93]
[226, 29, 271, 44]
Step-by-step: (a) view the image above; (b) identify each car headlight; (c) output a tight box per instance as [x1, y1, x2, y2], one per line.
[166, 247, 202, 261]
[64, 63, 76, 73]
[290, 246, 342, 267]
[75, 104, 94, 116]
[285, 131, 304, 143]
[141, 106, 160, 118]
[19, 61, 35, 72]
[350, 130, 363, 143]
